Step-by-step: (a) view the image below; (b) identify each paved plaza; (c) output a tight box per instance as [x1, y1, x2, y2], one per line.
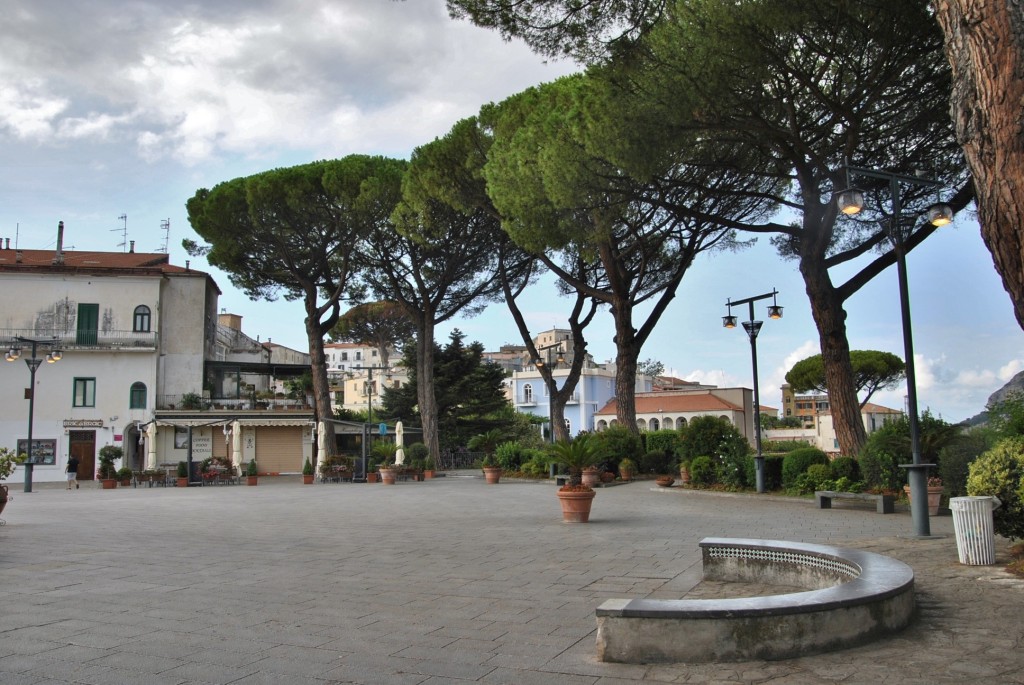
[2, 475, 1023, 684]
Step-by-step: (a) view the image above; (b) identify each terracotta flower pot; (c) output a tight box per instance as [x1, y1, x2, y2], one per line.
[101, 479, 117, 490]
[482, 466, 502, 484]
[581, 469, 601, 487]
[620, 469, 634, 482]
[176, 477, 189, 488]
[557, 488, 596, 523]
[380, 468, 397, 485]
[905, 485, 944, 516]
[246, 476, 258, 486]
[0, 484, 8, 517]
[303, 474, 314, 485]
[423, 470, 435, 479]
[656, 477, 675, 487]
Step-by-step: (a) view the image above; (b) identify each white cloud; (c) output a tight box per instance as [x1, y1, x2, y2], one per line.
[685, 368, 741, 388]
[0, 81, 67, 139]
[999, 359, 1024, 381]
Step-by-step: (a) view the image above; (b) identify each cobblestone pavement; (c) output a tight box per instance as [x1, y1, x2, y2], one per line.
[1, 475, 1022, 684]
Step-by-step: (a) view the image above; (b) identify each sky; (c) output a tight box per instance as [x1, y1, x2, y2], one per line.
[2, 0, 1021, 424]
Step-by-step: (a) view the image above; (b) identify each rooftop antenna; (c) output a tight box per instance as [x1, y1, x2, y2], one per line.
[157, 218, 170, 253]
[112, 214, 127, 252]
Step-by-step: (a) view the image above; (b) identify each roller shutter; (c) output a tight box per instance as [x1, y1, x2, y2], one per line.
[254, 425, 304, 474]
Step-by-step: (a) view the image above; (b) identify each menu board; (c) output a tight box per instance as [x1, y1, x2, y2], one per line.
[16, 439, 57, 465]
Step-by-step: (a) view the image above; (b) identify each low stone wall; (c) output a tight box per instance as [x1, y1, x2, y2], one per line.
[595, 537, 915, 663]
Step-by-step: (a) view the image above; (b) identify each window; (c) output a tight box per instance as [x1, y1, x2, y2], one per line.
[133, 305, 151, 332]
[649, 418, 660, 431]
[73, 378, 96, 407]
[372, 349, 378, 357]
[129, 382, 147, 409]
[523, 384, 533, 404]
[341, 352, 348, 361]
[564, 418, 571, 434]
[356, 351, 362, 360]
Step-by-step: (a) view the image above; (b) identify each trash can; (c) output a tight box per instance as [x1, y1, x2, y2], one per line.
[950, 496, 1001, 565]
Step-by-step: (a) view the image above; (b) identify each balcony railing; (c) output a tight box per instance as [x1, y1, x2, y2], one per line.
[0, 328, 158, 350]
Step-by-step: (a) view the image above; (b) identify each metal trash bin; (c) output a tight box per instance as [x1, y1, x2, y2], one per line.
[950, 496, 1001, 565]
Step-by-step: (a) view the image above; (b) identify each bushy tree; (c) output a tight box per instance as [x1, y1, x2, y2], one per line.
[939, 433, 993, 498]
[591, 425, 643, 470]
[967, 437, 1024, 540]
[781, 447, 829, 490]
[678, 416, 750, 488]
[786, 351, 906, 408]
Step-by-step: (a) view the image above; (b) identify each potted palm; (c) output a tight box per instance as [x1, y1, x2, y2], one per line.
[245, 459, 258, 486]
[548, 436, 602, 523]
[372, 443, 399, 484]
[469, 430, 504, 484]
[0, 447, 25, 521]
[302, 457, 315, 485]
[98, 445, 122, 489]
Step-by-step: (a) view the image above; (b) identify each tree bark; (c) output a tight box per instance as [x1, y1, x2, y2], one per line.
[304, 294, 336, 462]
[612, 303, 641, 434]
[934, 0, 1024, 329]
[415, 317, 441, 464]
[800, 257, 868, 456]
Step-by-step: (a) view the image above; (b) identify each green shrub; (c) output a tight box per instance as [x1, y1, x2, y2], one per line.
[495, 441, 527, 470]
[116, 466, 134, 480]
[744, 453, 785, 491]
[781, 447, 829, 489]
[689, 455, 717, 487]
[592, 425, 643, 467]
[939, 433, 991, 498]
[679, 416, 751, 488]
[645, 430, 682, 460]
[761, 440, 814, 454]
[830, 456, 860, 481]
[406, 442, 429, 463]
[967, 437, 1024, 540]
[640, 449, 674, 475]
[858, 445, 904, 492]
[520, 450, 550, 477]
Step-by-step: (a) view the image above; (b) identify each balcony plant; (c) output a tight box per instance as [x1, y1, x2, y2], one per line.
[548, 436, 601, 523]
[98, 445, 122, 489]
[246, 459, 258, 486]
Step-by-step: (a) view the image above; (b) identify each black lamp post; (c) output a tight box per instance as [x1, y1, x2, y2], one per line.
[533, 342, 566, 444]
[723, 290, 782, 493]
[836, 164, 952, 538]
[353, 364, 391, 477]
[6, 336, 62, 493]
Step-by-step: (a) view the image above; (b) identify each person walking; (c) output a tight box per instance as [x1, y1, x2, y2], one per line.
[66, 455, 79, 490]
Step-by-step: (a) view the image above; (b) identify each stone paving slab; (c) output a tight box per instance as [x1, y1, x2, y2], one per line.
[1, 475, 1023, 684]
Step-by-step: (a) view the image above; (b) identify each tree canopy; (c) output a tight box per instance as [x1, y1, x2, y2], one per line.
[330, 301, 415, 370]
[786, 351, 906, 408]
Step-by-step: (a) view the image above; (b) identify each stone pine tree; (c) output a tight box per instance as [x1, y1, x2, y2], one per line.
[185, 156, 401, 458]
[330, 301, 415, 370]
[786, 351, 906, 408]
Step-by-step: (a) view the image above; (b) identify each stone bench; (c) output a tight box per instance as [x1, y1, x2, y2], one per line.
[816, 490, 895, 514]
[595, 537, 915, 663]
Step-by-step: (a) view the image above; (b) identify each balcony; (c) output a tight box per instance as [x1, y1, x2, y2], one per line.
[0, 328, 158, 351]
[516, 394, 537, 406]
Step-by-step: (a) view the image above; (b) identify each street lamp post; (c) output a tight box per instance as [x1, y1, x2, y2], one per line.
[723, 290, 783, 493]
[533, 343, 566, 444]
[836, 164, 952, 538]
[5, 336, 62, 493]
[353, 364, 391, 477]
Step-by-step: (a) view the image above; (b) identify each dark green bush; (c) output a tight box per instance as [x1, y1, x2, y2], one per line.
[494, 441, 526, 470]
[830, 456, 860, 481]
[761, 440, 814, 454]
[744, 453, 786, 491]
[938, 433, 991, 498]
[679, 416, 750, 488]
[592, 425, 643, 467]
[781, 447, 829, 489]
[795, 463, 833, 494]
[858, 445, 905, 491]
[645, 430, 682, 460]
[406, 442, 429, 462]
[689, 456, 717, 487]
[640, 449, 674, 475]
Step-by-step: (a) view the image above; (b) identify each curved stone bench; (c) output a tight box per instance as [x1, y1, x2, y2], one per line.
[595, 537, 915, 663]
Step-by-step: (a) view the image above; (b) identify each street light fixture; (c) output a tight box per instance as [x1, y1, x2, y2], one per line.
[722, 290, 781, 493]
[6, 336, 62, 493]
[352, 364, 392, 478]
[835, 162, 953, 537]
[532, 342, 567, 444]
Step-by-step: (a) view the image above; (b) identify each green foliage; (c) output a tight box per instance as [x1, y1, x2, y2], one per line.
[618, 457, 637, 473]
[967, 437, 1024, 540]
[116, 466, 134, 481]
[329, 301, 414, 369]
[640, 450, 673, 475]
[781, 447, 829, 489]
[856, 413, 959, 490]
[761, 440, 815, 454]
[679, 416, 751, 488]
[407, 442, 430, 463]
[939, 433, 992, 498]
[180, 392, 203, 410]
[468, 429, 505, 456]
[98, 445, 123, 464]
[0, 447, 25, 481]
[494, 441, 527, 470]
[285, 373, 314, 401]
[547, 435, 601, 486]
[645, 429, 682, 460]
[423, 455, 435, 471]
[761, 415, 803, 430]
[371, 442, 398, 461]
[520, 450, 550, 478]
[795, 463, 833, 494]
[302, 458, 314, 476]
[176, 461, 188, 478]
[591, 425, 643, 467]
[786, 351, 905, 405]
[246, 460, 258, 477]
[689, 456, 717, 487]
[744, 454, 785, 491]
[830, 456, 861, 481]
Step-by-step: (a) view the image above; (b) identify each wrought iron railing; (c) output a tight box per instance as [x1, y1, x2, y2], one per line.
[0, 328, 158, 350]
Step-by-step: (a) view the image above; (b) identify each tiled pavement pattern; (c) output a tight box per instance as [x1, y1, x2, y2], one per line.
[2, 474, 1023, 684]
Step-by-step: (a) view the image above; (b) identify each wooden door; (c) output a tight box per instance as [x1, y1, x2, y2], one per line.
[69, 430, 96, 480]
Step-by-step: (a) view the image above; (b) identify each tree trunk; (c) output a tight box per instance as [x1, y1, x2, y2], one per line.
[934, 0, 1024, 329]
[550, 397, 570, 443]
[800, 259, 868, 456]
[612, 305, 641, 434]
[304, 296, 335, 461]
[415, 318, 441, 464]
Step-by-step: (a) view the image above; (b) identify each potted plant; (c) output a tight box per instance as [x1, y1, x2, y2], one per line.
[423, 455, 436, 479]
[302, 457, 315, 485]
[117, 466, 134, 487]
[366, 459, 379, 483]
[480, 454, 502, 484]
[581, 465, 601, 487]
[371, 443, 399, 484]
[0, 447, 25, 521]
[655, 475, 676, 487]
[678, 459, 692, 485]
[905, 476, 945, 516]
[548, 436, 601, 523]
[246, 459, 259, 486]
[176, 461, 189, 487]
[98, 445, 122, 489]
[378, 461, 397, 485]
[618, 458, 637, 482]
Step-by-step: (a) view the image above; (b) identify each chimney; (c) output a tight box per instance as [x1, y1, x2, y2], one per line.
[129, 240, 135, 253]
[185, 260, 190, 270]
[53, 221, 65, 265]
[4, 238, 9, 249]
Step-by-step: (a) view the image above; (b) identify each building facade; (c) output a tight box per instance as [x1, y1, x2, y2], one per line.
[594, 387, 757, 444]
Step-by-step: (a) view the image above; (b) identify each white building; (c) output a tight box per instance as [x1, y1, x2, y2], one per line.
[594, 387, 757, 443]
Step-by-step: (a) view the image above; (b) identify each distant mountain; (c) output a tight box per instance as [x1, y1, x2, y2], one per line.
[963, 370, 1024, 426]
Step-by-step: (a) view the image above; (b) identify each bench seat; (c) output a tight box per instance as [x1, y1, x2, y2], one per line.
[816, 490, 895, 514]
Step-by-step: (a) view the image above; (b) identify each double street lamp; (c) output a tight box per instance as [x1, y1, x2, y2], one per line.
[723, 291, 782, 493]
[836, 164, 953, 538]
[5, 336, 62, 493]
[534, 342, 567, 444]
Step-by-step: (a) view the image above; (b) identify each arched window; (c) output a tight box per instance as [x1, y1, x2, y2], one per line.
[649, 418, 660, 431]
[523, 383, 533, 404]
[133, 305, 151, 332]
[564, 418, 571, 435]
[596, 420, 608, 431]
[678, 417, 688, 428]
[129, 382, 147, 409]
[636, 418, 647, 431]
[663, 417, 674, 429]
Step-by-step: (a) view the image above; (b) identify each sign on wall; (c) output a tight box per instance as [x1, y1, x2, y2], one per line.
[17, 438, 57, 465]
